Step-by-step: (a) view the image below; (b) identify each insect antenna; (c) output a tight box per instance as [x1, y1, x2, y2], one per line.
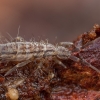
[69, 55, 80, 62]
[72, 45, 100, 73]
[82, 37, 100, 49]
[79, 53, 100, 74]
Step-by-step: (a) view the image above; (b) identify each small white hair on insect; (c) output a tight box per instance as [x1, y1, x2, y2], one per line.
[6, 32, 14, 42]
[0, 32, 99, 76]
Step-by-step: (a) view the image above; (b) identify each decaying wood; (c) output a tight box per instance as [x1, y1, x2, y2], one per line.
[0, 24, 100, 100]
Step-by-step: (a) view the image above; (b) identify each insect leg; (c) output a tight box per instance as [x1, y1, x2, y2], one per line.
[55, 59, 66, 68]
[4, 60, 31, 76]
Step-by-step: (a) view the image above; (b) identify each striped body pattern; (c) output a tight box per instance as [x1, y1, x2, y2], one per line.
[0, 36, 74, 76]
[0, 36, 100, 76]
[0, 41, 71, 61]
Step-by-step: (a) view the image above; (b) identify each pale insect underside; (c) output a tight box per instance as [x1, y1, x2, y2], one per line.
[0, 35, 99, 76]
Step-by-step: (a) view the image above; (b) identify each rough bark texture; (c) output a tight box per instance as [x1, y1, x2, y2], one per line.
[0, 24, 100, 100]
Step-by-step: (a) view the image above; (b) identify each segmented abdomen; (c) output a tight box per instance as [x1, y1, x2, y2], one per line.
[0, 42, 56, 61]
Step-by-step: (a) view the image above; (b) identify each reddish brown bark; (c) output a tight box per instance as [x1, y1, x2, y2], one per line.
[0, 24, 100, 100]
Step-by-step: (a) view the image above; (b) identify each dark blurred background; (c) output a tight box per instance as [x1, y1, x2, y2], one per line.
[0, 0, 100, 43]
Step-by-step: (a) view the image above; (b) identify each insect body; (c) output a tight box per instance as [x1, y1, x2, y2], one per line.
[1, 37, 75, 76]
[0, 41, 72, 61]
[0, 36, 100, 76]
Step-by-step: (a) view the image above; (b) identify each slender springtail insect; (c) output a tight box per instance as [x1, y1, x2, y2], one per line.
[0, 35, 99, 76]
